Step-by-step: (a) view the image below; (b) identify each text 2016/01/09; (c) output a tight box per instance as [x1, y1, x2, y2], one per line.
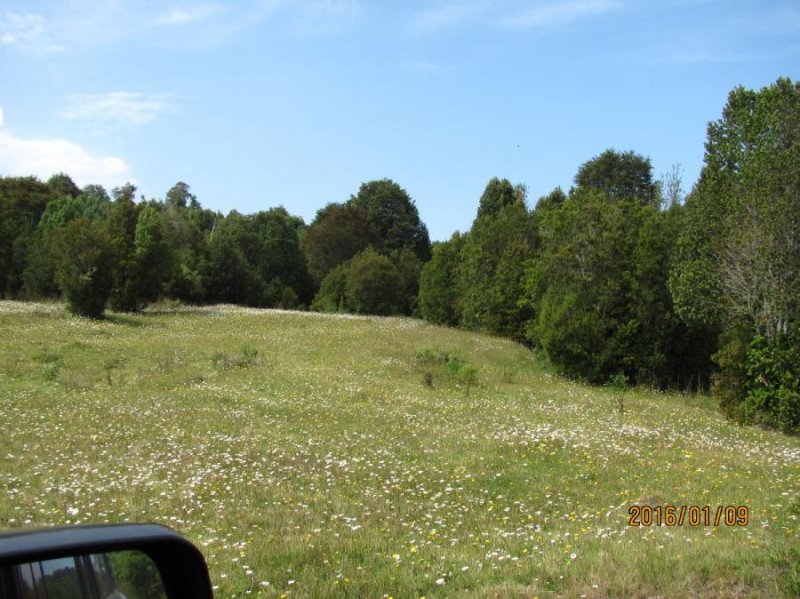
[628, 505, 749, 527]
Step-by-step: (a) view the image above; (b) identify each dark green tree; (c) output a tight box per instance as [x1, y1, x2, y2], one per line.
[47, 173, 81, 199]
[21, 189, 111, 299]
[344, 248, 403, 316]
[459, 179, 537, 339]
[0, 176, 57, 297]
[476, 177, 524, 219]
[133, 205, 173, 305]
[165, 181, 196, 209]
[574, 149, 658, 206]
[301, 203, 373, 285]
[106, 191, 141, 311]
[525, 173, 693, 385]
[52, 218, 114, 318]
[310, 263, 349, 313]
[254, 207, 313, 306]
[349, 179, 431, 261]
[203, 220, 264, 306]
[419, 234, 466, 326]
[311, 249, 404, 316]
[671, 78, 800, 424]
[161, 183, 215, 303]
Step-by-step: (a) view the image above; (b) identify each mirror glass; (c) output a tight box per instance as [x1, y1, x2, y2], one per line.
[0, 550, 167, 599]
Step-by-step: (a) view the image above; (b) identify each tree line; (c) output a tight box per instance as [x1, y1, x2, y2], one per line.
[1, 78, 797, 433]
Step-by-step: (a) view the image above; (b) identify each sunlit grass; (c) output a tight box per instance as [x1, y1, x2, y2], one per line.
[1, 300, 798, 598]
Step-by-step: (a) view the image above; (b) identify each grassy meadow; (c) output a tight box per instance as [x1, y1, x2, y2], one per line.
[0, 300, 798, 598]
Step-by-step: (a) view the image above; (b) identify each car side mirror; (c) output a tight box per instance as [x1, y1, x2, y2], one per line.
[0, 524, 214, 599]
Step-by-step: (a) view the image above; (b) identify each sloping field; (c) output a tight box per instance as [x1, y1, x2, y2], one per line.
[0, 301, 798, 598]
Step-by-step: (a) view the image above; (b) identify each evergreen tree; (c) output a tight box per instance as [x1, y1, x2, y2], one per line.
[52, 218, 114, 318]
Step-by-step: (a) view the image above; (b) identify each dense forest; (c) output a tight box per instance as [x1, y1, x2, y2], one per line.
[1, 78, 798, 434]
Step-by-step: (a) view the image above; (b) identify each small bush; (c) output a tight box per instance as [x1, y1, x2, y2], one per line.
[458, 365, 478, 397]
[742, 331, 800, 434]
[413, 347, 478, 395]
[414, 347, 449, 366]
[423, 372, 434, 388]
[608, 372, 629, 416]
[212, 346, 259, 370]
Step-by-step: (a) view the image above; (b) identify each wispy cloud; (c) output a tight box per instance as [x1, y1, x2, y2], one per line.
[408, 61, 440, 74]
[61, 93, 175, 128]
[0, 12, 64, 53]
[0, 0, 353, 54]
[499, 0, 622, 29]
[412, 2, 484, 33]
[0, 130, 133, 189]
[291, 0, 362, 36]
[156, 3, 225, 26]
[411, 0, 623, 33]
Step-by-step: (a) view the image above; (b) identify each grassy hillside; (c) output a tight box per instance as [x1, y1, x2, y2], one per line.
[0, 301, 798, 598]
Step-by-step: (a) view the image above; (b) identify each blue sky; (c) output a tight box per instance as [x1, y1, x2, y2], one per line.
[0, 1, 797, 240]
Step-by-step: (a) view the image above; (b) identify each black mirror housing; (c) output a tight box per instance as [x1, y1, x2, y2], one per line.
[0, 524, 213, 599]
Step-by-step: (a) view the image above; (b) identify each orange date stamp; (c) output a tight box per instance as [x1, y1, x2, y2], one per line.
[628, 505, 749, 527]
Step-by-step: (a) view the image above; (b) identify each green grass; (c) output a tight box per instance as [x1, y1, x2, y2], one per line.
[0, 300, 798, 598]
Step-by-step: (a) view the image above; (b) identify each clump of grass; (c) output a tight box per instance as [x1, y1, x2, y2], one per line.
[414, 347, 450, 366]
[458, 364, 478, 397]
[212, 345, 259, 371]
[423, 371, 434, 388]
[42, 364, 60, 382]
[103, 358, 126, 386]
[609, 372, 629, 416]
[33, 350, 63, 365]
[414, 347, 478, 396]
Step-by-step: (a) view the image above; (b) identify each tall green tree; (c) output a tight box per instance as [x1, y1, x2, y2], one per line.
[458, 179, 537, 339]
[254, 207, 313, 306]
[524, 159, 694, 385]
[133, 205, 173, 305]
[671, 77, 800, 425]
[106, 191, 141, 311]
[671, 79, 800, 336]
[52, 218, 114, 318]
[0, 177, 57, 297]
[419, 234, 466, 326]
[203, 217, 265, 306]
[574, 149, 658, 206]
[344, 248, 403, 316]
[161, 183, 215, 303]
[301, 203, 372, 285]
[21, 188, 111, 299]
[349, 179, 431, 261]
[476, 177, 524, 219]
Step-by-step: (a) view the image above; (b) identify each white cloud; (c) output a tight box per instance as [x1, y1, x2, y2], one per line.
[61, 93, 174, 128]
[156, 4, 225, 26]
[0, 12, 64, 53]
[0, 1, 358, 53]
[0, 106, 4, 127]
[291, 0, 362, 36]
[0, 130, 133, 189]
[408, 61, 440, 74]
[412, 2, 483, 33]
[412, 0, 622, 33]
[500, 0, 622, 29]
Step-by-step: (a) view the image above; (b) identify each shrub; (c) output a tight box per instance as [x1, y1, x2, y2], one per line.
[742, 331, 800, 434]
[344, 249, 403, 316]
[413, 347, 478, 396]
[311, 264, 348, 312]
[53, 218, 114, 318]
